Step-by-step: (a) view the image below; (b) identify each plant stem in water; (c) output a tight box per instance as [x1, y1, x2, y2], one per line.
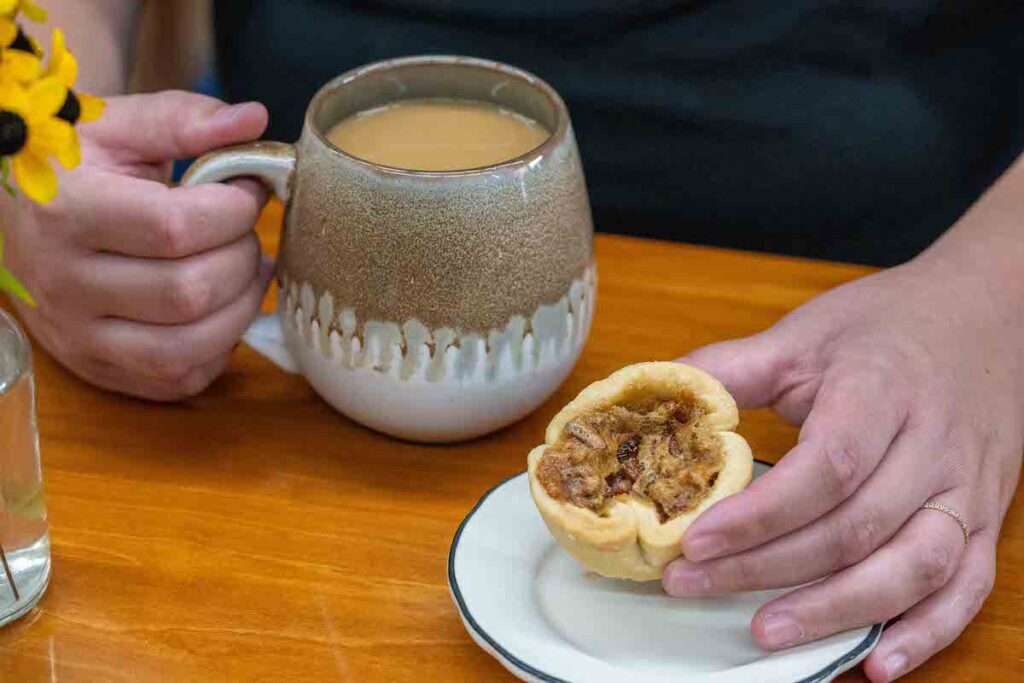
[0, 543, 18, 601]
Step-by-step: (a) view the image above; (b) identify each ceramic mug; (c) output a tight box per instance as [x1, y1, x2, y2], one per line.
[182, 55, 595, 442]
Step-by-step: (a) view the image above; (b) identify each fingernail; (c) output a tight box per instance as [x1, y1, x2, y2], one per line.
[664, 565, 712, 595]
[686, 534, 726, 561]
[761, 613, 804, 648]
[883, 652, 908, 679]
[215, 102, 260, 125]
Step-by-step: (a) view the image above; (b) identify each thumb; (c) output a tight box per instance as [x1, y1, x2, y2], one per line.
[89, 90, 268, 163]
[677, 331, 792, 410]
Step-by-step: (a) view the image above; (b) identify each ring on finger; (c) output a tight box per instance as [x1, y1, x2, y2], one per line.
[921, 499, 970, 546]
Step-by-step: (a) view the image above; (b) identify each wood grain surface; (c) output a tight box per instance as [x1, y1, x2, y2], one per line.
[0, 201, 1020, 681]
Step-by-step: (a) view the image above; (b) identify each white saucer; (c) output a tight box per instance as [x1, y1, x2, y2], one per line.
[448, 461, 882, 682]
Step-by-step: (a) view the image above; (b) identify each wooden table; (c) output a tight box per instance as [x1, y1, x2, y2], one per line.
[0, 202, 1020, 681]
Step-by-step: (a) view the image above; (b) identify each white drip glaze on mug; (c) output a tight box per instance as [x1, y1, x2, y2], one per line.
[276, 267, 595, 442]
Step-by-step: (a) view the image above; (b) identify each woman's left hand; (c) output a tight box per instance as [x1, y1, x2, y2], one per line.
[662, 245, 1023, 681]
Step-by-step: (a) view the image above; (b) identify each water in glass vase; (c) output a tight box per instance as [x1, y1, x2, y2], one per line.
[0, 314, 49, 627]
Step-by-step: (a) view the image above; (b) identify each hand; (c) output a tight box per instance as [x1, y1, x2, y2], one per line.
[1, 90, 273, 400]
[662, 256, 1023, 680]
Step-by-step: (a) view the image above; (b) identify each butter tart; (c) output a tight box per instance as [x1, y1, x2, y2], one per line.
[528, 362, 753, 580]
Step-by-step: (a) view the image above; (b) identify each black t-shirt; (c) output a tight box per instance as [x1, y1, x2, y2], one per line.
[213, 1, 1024, 266]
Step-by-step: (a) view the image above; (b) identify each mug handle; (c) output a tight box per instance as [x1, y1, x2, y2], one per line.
[180, 141, 300, 373]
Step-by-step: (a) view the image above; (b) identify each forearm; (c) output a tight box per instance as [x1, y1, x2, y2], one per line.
[919, 153, 1024, 298]
[24, 0, 144, 94]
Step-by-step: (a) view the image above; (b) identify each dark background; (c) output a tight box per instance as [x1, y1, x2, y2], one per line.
[212, 1, 1024, 266]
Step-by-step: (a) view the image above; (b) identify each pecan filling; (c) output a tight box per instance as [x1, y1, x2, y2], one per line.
[536, 397, 724, 522]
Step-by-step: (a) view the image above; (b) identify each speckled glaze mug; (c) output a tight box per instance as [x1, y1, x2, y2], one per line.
[182, 56, 595, 442]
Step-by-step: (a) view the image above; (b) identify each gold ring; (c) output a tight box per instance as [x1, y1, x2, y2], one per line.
[922, 500, 970, 546]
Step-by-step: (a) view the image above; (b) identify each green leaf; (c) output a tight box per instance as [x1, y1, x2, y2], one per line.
[0, 158, 14, 198]
[0, 234, 35, 307]
[0, 266, 34, 306]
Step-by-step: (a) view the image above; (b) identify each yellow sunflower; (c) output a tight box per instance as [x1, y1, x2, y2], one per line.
[0, 75, 78, 203]
[47, 29, 103, 124]
[0, 20, 40, 83]
[0, 1, 47, 22]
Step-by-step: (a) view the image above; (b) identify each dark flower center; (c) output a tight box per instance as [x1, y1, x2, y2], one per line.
[0, 111, 27, 155]
[57, 91, 81, 124]
[10, 28, 34, 54]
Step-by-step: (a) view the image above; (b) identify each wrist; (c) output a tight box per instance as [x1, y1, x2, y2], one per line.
[904, 235, 1024, 343]
[914, 159, 1024, 301]
[915, 235, 1024, 301]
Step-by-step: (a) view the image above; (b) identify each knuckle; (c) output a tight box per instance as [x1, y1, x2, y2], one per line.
[148, 337, 193, 383]
[818, 435, 864, 499]
[964, 575, 994, 618]
[864, 352, 913, 389]
[156, 202, 191, 258]
[166, 268, 212, 322]
[914, 544, 957, 594]
[170, 94, 215, 154]
[162, 89, 197, 108]
[921, 612, 966, 656]
[739, 496, 776, 545]
[831, 355, 892, 392]
[176, 366, 214, 398]
[920, 624, 946, 655]
[720, 555, 759, 590]
[828, 509, 882, 566]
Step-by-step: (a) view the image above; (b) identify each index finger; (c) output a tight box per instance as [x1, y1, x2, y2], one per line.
[683, 366, 910, 561]
[65, 172, 268, 258]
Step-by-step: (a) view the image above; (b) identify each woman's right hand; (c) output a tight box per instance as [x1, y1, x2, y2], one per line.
[2, 90, 274, 400]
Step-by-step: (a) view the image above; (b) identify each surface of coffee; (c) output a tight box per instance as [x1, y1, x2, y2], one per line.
[325, 98, 550, 171]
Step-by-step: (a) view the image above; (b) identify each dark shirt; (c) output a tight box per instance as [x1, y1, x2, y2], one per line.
[213, 1, 1024, 266]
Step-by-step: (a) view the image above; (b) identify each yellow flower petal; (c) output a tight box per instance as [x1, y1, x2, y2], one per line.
[56, 50, 77, 87]
[54, 134, 80, 169]
[0, 49, 41, 83]
[46, 28, 77, 87]
[0, 78, 30, 115]
[0, 1, 16, 16]
[25, 118, 79, 170]
[64, 126, 81, 167]
[26, 76, 65, 116]
[48, 26, 61, 55]
[77, 92, 104, 122]
[47, 124, 80, 169]
[0, 19, 15, 45]
[21, 1, 47, 23]
[26, 116, 73, 157]
[12, 150, 56, 204]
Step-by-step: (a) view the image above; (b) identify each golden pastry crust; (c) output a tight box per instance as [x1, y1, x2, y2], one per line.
[528, 362, 753, 581]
